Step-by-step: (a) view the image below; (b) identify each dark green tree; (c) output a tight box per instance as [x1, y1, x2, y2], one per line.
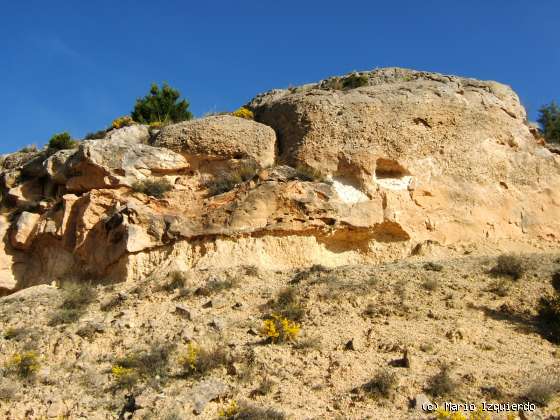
[131, 83, 193, 125]
[537, 101, 560, 143]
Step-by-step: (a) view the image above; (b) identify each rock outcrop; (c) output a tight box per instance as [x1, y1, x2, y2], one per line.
[153, 115, 276, 168]
[0, 68, 559, 295]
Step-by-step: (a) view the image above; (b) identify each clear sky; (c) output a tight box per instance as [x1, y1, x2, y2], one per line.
[1, 0, 559, 154]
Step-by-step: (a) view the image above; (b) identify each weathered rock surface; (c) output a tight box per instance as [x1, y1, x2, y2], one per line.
[65, 138, 188, 192]
[153, 115, 276, 168]
[0, 67, 559, 294]
[10, 211, 40, 250]
[250, 67, 560, 246]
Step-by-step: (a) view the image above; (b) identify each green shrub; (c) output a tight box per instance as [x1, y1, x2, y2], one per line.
[48, 132, 77, 151]
[341, 73, 369, 89]
[321, 73, 369, 90]
[131, 83, 192, 125]
[206, 163, 258, 196]
[132, 178, 173, 198]
[538, 101, 560, 143]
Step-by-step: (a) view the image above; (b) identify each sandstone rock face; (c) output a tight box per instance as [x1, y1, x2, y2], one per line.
[250, 67, 560, 246]
[104, 124, 150, 144]
[154, 115, 276, 167]
[0, 67, 558, 295]
[65, 138, 188, 192]
[10, 211, 40, 250]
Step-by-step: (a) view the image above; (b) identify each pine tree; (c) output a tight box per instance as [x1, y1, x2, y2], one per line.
[537, 101, 560, 143]
[131, 83, 192, 125]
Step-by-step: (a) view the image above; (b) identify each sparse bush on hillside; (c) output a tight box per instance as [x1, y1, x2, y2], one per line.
[218, 400, 285, 420]
[131, 83, 192, 125]
[270, 287, 305, 321]
[426, 364, 459, 397]
[84, 129, 107, 140]
[232, 107, 254, 120]
[159, 270, 190, 292]
[4, 351, 40, 378]
[194, 276, 238, 296]
[112, 115, 135, 129]
[538, 283, 560, 343]
[178, 342, 231, 377]
[112, 342, 174, 389]
[18, 145, 38, 153]
[321, 73, 369, 90]
[48, 132, 77, 151]
[342, 73, 369, 89]
[132, 178, 173, 198]
[294, 164, 328, 183]
[490, 254, 525, 280]
[206, 162, 258, 196]
[48, 282, 96, 326]
[362, 369, 398, 399]
[523, 375, 560, 406]
[538, 101, 560, 144]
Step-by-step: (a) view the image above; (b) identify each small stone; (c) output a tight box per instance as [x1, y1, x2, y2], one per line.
[47, 399, 66, 418]
[190, 378, 228, 414]
[247, 328, 259, 336]
[209, 318, 224, 332]
[202, 300, 213, 308]
[344, 339, 355, 351]
[174, 304, 192, 320]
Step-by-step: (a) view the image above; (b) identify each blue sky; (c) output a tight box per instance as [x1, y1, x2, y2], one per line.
[1, 1, 559, 153]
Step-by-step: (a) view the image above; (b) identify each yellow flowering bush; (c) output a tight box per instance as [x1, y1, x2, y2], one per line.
[218, 400, 239, 418]
[111, 365, 138, 388]
[177, 342, 230, 377]
[5, 351, 40, 378]
[435, 407, 490, 420]
[111, 115, 135, 129]
[232, 107, 254, 120]
[178, 343, 198, 371]
[260, 314, 300, 343]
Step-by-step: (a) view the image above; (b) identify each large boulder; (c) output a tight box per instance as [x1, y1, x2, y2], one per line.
[153, 115, 276, 168]
[104, 124, 150, 144]
[65, 138, 189, 192]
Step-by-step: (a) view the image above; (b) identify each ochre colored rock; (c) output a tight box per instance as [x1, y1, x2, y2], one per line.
[153, 115, 276, 168]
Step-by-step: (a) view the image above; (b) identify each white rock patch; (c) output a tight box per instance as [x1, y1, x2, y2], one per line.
[332, 180, 369, 204]
[375, 175, 413, 191]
